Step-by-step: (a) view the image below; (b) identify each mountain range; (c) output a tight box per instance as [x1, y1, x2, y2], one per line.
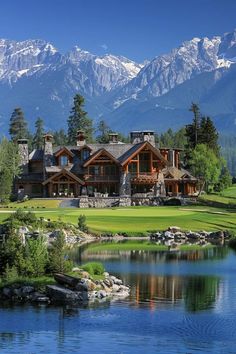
[1, 29, 236, 134]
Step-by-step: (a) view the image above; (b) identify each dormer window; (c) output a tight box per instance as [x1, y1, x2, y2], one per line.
[81, 149, 90, 160]
[60, 155, 68, 166]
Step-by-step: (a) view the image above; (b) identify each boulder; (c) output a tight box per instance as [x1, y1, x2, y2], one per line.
[21, 286, 35, 297]
[97, 290, 107, 299]
[46, 285, 88, 303]
[2, 287, 12, 298]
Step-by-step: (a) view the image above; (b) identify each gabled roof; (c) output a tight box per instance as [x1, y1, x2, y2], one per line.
[83, 148, 120, 167]
[54, 146, 74, 158]
[42, 168, 85, 185]
[162, 166, 197, 181]
[118, 141, 168, 166]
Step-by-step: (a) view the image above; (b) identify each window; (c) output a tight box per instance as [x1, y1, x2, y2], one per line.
[89, 165, 100, 175]
[104, 165, 117, 175]
[81, 149, 90, 160]
[60, 155, 68, 166]
[128, 162, 137, 173]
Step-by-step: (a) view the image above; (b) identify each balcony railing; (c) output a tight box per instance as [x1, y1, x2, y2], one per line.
[130, 172, 158, 182]
[84, 174, 119, 182]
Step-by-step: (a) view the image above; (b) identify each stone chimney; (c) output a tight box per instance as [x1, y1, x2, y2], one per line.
[108, 133, 118, 144]
[76, 130, 86, 147]
[130, 130, 155, 146]
[168, 150, 175, 167]
[17, 139, 29, 174]
[43, 133, 53, 167]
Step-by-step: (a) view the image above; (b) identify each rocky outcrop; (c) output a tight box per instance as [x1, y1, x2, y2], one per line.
[150, 226, 226, 247]
[0, 272, 130, 305]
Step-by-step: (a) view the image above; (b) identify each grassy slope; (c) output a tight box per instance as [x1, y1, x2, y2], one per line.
[200, 186, 236, 207]
[0, 201, 236, 234]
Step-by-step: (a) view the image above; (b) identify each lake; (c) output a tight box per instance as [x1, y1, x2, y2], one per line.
[1, 243, 236, 353]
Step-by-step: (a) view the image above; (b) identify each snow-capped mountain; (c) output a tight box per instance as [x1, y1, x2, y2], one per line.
[111, 30, 236, 108]
[0, 29, 236, 134]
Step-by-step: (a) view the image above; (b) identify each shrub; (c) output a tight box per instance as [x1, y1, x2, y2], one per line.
[81, 262, 105, 276]
[78, 214, 88, 232]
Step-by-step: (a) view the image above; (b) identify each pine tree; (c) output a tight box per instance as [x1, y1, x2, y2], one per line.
[67, 94, 94, 144]
[9, 107, 29, 142]
[199, 116, 219, 156]
[32, 117, 45, 149]
[185, 103, 201, 150]
[96, 120, 112, 143]
[0, 138, 21, 203]
[53, 129, 68, 146]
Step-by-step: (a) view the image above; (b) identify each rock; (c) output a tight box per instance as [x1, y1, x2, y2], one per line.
[112, 284, 120, 292]
[103, 278, 113, 287]
[2, 287, 12, 298]
[103, 272, 110, 278]
[21, 286, 35, 297]
[81, 271, 90, 279]
[13, 288, 22, 297]
[110, 276, 122, 285]
[46, 285, 88, 303]
[83, 279, 97, 291]
[75, 280, 88, 292]
[31, 292, 50, 303]
[168, 226, 181, 233]
[97, 290, 107, 299]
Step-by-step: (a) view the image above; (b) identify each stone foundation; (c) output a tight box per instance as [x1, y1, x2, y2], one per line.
[78, 196, 164, 208]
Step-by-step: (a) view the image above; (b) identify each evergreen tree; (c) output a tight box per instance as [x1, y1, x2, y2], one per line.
[96, 119, 112, 143]
[199, 116, 219, 156]
[49, 231, 72, 273]
[53, 129, 68, 146]
[9, 107, 29, 142]
[32, 117, 45, 149]
[187, 102, 201, 148]
[0, 138, 21, 203]
[67, 94, 94, 144]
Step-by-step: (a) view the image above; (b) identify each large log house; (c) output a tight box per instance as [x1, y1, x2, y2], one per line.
[15, 130, 197, 203]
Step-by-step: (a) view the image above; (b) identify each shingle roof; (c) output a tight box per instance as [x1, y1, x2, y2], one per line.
[163, 166, 197, 181]
[29, 149, 44, 161]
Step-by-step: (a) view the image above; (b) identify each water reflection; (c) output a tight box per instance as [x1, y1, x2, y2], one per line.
[70, 241, 228, 264]
[69, 243, 226, 313]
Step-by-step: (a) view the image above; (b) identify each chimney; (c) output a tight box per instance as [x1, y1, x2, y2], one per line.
[17, 139, 29, 174]
[130, 130, 155, 146]
[76, 130, 86, 146]
[143, 130, 155, 147]
[168, 149, 175, 167]
[108, 133, 118, 144]
[43, 133, 53, 167]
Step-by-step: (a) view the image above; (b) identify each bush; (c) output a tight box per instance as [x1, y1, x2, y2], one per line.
[78, 214, 88, 232]
[81, 262, 105, 276]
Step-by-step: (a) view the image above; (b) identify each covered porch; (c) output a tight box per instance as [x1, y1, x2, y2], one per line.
[42, 169, 85, 197]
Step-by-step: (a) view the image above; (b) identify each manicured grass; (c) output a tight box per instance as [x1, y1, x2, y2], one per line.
[0, 202, 236, 234]
[200, 186, 236, 207]
[86, 241, 215, 252]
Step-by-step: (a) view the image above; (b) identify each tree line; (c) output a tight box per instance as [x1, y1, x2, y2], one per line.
[0, 94, 233, 204]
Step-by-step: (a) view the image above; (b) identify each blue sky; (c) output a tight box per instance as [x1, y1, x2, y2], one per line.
[1, 0, 236, 62]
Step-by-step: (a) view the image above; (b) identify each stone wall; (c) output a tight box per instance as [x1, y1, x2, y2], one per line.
[78, 196, 161, 208]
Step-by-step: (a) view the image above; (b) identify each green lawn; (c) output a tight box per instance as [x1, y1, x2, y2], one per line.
[200, 186, 236, 207]
[0, 202, 236, 235]
[86, 241, 214, 252]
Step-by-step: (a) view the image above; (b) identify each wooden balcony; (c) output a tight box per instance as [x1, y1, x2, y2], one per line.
[130, 172, 158, 183]
[84, 174, 119, 182]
